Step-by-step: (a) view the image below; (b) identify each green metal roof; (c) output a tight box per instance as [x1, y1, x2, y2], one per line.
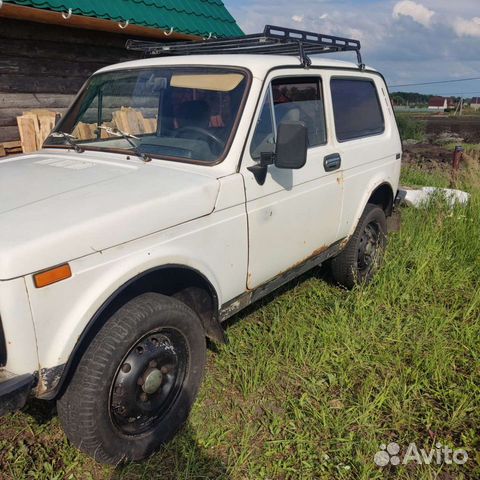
[5, 0, 244, 38]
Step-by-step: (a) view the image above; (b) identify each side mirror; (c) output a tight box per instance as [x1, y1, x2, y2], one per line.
[274, 121, 308, 169]
[248, 121, 308, 185]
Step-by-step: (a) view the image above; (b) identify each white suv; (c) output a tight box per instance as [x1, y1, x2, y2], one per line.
[0, 27, 401, 463]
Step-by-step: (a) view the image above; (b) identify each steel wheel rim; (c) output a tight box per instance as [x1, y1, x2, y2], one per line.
[357, 222, 381, 274]
[110, 328, 188, 436]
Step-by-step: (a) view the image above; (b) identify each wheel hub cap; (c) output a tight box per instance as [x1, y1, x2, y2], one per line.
[143, 368, 163, 394]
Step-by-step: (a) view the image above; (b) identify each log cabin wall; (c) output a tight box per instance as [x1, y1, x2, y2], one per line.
[0, 18, 142, 143]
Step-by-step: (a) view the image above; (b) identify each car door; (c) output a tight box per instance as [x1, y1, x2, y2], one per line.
[240, 72, 344, 289]
[328, 74, 402, 238]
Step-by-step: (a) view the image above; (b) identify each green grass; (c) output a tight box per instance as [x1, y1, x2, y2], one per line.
[401, 163, 451, 188]
[1, 164, 480, 479]
[444, 143, 480, 152]
[395, 114, 426, 142]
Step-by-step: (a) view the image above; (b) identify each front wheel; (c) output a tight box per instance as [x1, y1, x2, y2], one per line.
[331, 203, 387, 289]
[57, 293, 206, 464]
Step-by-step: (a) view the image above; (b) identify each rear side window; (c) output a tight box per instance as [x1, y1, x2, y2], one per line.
[331, 78, 384, 142]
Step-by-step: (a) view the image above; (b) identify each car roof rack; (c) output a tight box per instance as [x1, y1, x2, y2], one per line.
[126, 25, 364, 70]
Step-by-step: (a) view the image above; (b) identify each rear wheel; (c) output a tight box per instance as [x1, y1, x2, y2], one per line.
[331, 203, 387, 288]
[57, 293, 206, 464]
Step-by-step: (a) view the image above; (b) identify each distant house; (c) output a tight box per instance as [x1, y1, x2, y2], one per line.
[471, 98, 480, 111]
[428, 97, 447, 111]
[428, 96, 455, 112]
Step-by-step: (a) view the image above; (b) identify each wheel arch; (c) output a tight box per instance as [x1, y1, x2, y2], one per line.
[367, 182, 395, 216]
[342, 180, 395, 246]
[42, 264, 224, 400]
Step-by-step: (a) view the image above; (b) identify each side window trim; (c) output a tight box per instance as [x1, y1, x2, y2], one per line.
[271, 75, 327, 148]
[249, 74, 327, 160]
[330, 76, 385, 143]
[249, 86, 276, 160]
[268, 83, 277, 143]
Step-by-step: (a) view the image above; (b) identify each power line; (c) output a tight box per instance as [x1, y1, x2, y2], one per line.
[433, 91, 480, 96]
[391, 91, 480, 97]
[388, 76, 480, 88]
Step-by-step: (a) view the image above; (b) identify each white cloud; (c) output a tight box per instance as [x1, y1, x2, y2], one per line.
[453, 17, 480, 38]
[393, 0, 435, 28]
[224, 0, 480, 94]
[292, 15, 304, 23]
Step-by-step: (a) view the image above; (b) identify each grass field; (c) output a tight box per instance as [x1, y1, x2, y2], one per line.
[1, 161, 479, 479]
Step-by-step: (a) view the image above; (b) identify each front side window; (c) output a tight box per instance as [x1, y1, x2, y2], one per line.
[45, 67, 249, 163]
[250, 76, 326, 159]
[250, 88, 276, 159]
[331, 78, 384, 142]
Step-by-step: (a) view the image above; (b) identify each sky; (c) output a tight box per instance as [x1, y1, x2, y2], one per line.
[224, 0, 480, 97]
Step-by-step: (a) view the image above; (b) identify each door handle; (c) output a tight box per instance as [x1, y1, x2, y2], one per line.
[324, 153, 342, 172]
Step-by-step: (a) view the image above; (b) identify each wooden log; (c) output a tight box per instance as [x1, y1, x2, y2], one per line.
[0, 109, 67, 129]
[144, 118, 157, 134]
[0, 93, 74, 109]
[0, 118, 20, 127]
[22, 112, 41, 143]
[112, 110, 129, 133]
[134, 110, 147, 133]
[82, 107, 158, 124]
[0, 56, 109, 77]
[0, 40, 134, 65]
[126, 108, 146, 135]
[0, 142, 22, 157]
[98, 122, 114, 139]
[0, 18, 147, 51]
[17, 115, 38, 153]
[37, 112, 59, 145]
[1, 140, 22, 150]
[2, 141, 22, 157]
[0, 126, 20, 142]
[70, 115, 155, 141]
[0, 75, 86, 94]
[23, 109, 58, 116]
[15, 110, 59, 150]
[112, 107, 151, 135]
[73, 122, 97, 140]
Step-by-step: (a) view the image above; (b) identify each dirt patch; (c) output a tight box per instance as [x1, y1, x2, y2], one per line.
[423, 116, 480, 143]
[403, 143, 453, 165]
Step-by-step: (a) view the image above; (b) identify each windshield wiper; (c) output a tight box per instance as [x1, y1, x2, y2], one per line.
[96, 126, 151, 162]
[50, 131, 84, 153]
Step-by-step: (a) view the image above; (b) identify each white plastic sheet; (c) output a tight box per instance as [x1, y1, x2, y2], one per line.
[401, 187, 470, 208]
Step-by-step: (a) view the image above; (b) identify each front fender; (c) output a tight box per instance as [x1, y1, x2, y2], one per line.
[27, 248, 222, 379]
[26, 194, 248, 385]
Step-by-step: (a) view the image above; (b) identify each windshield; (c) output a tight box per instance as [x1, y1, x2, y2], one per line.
[45, 67, 249, 163]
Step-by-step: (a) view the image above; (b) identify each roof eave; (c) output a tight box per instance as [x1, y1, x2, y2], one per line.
[0, 3, 200, 41]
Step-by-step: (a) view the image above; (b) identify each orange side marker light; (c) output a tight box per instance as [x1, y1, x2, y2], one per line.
[33, 264, 72, 288]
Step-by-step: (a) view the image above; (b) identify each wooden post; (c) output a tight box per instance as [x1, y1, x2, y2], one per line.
[452, 145, 464, 171]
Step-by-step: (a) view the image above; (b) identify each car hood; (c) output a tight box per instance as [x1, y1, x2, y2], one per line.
[0, 152, 220, 279]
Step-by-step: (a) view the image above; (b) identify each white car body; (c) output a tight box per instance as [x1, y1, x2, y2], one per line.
[0, 54, 401, 404]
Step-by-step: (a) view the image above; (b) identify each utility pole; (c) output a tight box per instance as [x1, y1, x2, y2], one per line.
[453, 100, 459, 116]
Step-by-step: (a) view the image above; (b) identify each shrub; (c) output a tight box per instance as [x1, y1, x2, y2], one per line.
[395, 114, 426, 142]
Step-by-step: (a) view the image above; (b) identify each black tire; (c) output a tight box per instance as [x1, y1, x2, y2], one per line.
[57, 293, 206, 464]
[331, 203, 387, 289]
